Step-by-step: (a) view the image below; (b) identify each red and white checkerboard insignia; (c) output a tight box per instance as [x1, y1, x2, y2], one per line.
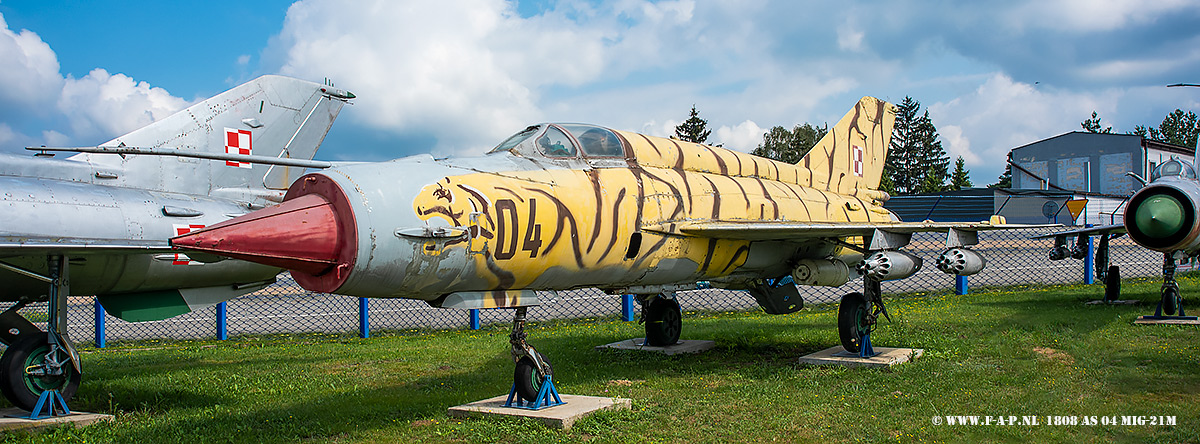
[851, 145, 864, 177]
[172, 224, 206, 265]
[224, 128, 252, 168]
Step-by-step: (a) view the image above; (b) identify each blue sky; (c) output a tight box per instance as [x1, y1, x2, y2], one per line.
[1, 0, 1198, 184]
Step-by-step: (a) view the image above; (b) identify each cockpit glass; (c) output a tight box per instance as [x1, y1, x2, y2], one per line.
[1151, 157, 1197, 181]
[490, 125, 542, 153]
[562, 124, 624, 157]
[537, 126, 577, 157]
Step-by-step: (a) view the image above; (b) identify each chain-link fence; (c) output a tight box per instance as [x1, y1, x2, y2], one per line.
[12, 227, 1171, 347]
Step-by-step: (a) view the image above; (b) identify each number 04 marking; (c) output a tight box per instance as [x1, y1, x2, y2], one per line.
[493, 198, 543, 260]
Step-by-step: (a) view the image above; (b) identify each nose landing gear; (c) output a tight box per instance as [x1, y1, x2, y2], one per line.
[505, 307, 563, 409]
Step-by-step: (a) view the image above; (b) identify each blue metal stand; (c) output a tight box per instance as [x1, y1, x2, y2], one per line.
[1141, 298, 1199, 321]
[503, 375, 566, 410]
[833, 331, 880, 358]
[857, 332, 879, 358]
[20, 390, 71, 420]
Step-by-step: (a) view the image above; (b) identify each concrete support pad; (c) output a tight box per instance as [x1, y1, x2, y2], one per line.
[447, 394, 631, 430]
[798, 346, 924, 369]
[595, 338, 715, 355]
[1135, 316, 1200, 325]
[1085, 300, 1140, 305]
[0, 408, 112, 431]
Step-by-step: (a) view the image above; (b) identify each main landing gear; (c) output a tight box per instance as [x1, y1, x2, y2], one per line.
[638, 294, 682, 346]
[0, 255, 82, 413]
[837, 278, 889, 357]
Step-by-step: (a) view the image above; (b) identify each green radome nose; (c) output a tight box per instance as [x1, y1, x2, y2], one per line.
[1134, 195, 1185, 238]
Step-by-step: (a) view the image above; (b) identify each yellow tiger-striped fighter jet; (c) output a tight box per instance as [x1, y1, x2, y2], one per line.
[173, 97, 1032, 401]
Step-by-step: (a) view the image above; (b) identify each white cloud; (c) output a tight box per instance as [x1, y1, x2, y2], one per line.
[273, 0, 563, 155]
[0, 14, 62, 111]
[715, 120, 767, 153]
[269, 0, 764, 156]
[837, 20, 865, 52]
[58, 69, 188, 140]
[0, 12, 189, 150]
[928, 73, 1122, 184]
[0, 123, 14, 146]
[40, 129, 69, 147]
[1007, 0, 1198, 32]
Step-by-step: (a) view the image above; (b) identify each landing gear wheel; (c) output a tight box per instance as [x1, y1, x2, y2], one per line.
[514, 352, 551, 402]
[838, 292, 871, 354]
[1103, 265, 1120, 302]
[0, 333, 80, 412]
[1162, 285, 1181, 316]
[644, 297, 682, 346]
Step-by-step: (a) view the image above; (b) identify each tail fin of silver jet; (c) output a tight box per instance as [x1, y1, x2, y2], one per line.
[68, 75, 352, 203]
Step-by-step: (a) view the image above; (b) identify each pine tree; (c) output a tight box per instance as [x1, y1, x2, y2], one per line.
[674, 105, 711, 144]
[913, 110, 950, 193]
[882, 97, 921, 194]
[1081, 111, 1113, 133]
[884, 97, 950, 194]
[950, 156, 973, 190]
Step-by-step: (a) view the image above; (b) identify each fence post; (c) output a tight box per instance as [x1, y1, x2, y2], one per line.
[1084, 224, 1095, 285]
[955, 275, 968, 295]
[621, 295, 636, 322]
[358, 297, 370, 338]
[216, 301, 228, 340]
[93, 299, 105, 349]
[469, 309, 481, 330]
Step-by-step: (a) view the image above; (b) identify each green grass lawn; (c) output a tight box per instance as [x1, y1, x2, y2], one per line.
[3, 275, 1199, 443]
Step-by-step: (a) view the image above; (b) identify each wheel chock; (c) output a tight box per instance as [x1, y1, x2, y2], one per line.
[503, 376, 566, 410]
[23, 390, 71, 420]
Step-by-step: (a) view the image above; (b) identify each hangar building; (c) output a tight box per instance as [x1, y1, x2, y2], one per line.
[884, 132, 1194, 226]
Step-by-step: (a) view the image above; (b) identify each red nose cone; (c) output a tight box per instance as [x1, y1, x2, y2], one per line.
[170, 173, 357, 293]
[171, 194, 341, 275]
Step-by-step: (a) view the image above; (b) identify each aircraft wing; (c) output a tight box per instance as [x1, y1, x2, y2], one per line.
[1028, 224, 1126, 240]
[652, 221, 1056, 242]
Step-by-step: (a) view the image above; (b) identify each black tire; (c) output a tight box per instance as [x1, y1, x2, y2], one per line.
[838, 292, 870, 353]
[0, 333, 80, 412]
[514, 352, 551, 402]
[1163, 285, 1181, 316]
[644, 297, 682, 346]
[1103, 265, 1120, 302]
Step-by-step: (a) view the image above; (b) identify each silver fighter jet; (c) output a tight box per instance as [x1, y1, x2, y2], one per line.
[0, 75, 352, 410]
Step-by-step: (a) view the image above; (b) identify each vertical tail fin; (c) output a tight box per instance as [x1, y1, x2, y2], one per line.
[799, 97, 895, 195]
[71, 75, 351, 196]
